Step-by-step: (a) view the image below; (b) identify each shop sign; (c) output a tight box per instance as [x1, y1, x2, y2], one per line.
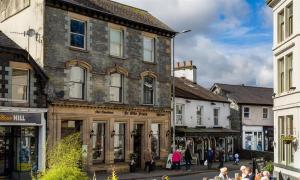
[0, 112, 41, 124]
[95, 110, 114, 115]
[124, 111, 148, 116]
[157, 113, 165, 117]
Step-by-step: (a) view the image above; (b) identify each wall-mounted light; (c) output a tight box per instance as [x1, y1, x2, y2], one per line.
[166, 130, 170, 137]
[90, 129, 95, 138]
[149, 130, 153, 138]
[131, 129, 137, 138]
[111, 130, 115, 138]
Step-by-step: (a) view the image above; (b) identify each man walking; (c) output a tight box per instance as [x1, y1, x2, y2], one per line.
[185, 146, 192, 171]
[207, 148, 213, 169]
[218, 149, 225, 169]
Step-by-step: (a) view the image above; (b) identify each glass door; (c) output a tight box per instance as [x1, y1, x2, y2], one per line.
[0, 126, 12, 176]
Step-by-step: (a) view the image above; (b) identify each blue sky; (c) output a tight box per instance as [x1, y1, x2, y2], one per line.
[114, 0, 274, 88]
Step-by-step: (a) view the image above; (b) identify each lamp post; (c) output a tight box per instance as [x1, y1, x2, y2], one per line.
[172, 29, 191, 152]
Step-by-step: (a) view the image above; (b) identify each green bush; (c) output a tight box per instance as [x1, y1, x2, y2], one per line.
[40, 133, 88, 180]
[262, 161, 274, 173]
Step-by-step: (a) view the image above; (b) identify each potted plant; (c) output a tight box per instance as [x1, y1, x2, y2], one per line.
[281, 135, 296, 144]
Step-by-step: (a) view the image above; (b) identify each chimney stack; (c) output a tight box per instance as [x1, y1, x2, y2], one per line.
[174, 60, 197, 83]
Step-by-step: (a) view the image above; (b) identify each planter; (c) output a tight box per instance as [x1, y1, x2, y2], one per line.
[281, 135, 296, 144]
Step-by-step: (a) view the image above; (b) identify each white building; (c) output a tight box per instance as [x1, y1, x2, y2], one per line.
[211, 84, 274, 154]
[267, 0, 300, 178]
[174, 61, 238, 162]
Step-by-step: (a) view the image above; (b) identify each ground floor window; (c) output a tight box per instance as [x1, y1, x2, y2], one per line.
[92, 122, 105, 163]
[151, 124, 160, 159]
[114, 123, 125, 162]
[244, 131, 263, 151]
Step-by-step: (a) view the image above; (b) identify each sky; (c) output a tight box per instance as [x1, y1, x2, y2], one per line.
[114, 0, 274, 88]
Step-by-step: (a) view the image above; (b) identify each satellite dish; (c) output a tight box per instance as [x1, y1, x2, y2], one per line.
[26, 28, 36, 37]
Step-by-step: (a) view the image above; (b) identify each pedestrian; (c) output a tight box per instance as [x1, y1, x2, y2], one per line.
[252, 158, 257, 174]
[184, 146, 192, 171]
[144, 149, 152, 173]
[234, 152, 240, 165]
[240, 165, 247, 178]
[218, 167, 230, 180]
[218, 149, 225, 169]
[245, 167, 255, 180]
[207, 148, 213, 169]
[172, 149, 181, 170]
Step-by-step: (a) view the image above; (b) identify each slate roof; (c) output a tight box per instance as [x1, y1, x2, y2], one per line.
[48, 0, 175, 34]
[0, 31, 48, 81]
[213, 83, 273, 106]
[175, 77, 229, 103]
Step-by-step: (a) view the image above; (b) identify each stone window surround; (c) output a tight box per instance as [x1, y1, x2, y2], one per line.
[108, 23, 127, 59]
[140, 71, 157, 106]
[142, 32, 158, 63]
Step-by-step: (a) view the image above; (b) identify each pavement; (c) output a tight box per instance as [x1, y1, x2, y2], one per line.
[96, 160, 252, 180]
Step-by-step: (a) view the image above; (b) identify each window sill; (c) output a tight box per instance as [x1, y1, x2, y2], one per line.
[109, 55, 127, 60]
[142, 61, 157, 65]
[69, 46, 89, 53]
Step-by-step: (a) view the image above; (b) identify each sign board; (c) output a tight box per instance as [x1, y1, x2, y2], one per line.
[0, 112, 41, 124]
[166, 154, 172, 169]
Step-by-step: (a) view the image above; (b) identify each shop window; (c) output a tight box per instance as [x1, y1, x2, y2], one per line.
[69, 66, 86, 99]
[143, 36, 155, 62]
[92, 122, 105, 163]
[114, 123, 125, 162]
[196, 106, 203, 126]
[176, 104, 184, 125]
[110, 73, 123, 102]
[213, 108, 219, 126]
[110, 28, 124, 57]
[143, 76, 155, 105]
[11, 69, 29, 101]
[70, 19, 86, 49]
[151, 124, 160, 159]
[243, 107, 250, 118]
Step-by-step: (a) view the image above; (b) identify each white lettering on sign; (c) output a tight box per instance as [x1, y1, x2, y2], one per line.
[13, 115, 26, 122]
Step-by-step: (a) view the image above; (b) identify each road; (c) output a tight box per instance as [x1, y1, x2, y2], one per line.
[142, 170, 240, 180]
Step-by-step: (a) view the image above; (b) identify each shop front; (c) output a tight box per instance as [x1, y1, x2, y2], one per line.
[0, 107, 47, 180]
[47, 103, 171, 173]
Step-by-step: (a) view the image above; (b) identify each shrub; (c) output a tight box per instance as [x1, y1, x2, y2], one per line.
[42, 166, 88, 180]
[262, 161, 274, 173]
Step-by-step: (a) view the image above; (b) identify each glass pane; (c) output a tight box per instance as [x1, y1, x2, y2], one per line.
[110, 29, 122, 43]
[71, 20, 85, 34]
[110, 87, 120, 102]
[71, 34, 85, 48]
[12, 69, 28, 101]
[144, 50, 153, 62]
[69, 83, 83, 99]
[114, 123, 125, 161]
[110, 43, 122, 57]
[144, 37, 153, 50]
[92, 123, 105, 162]
[144, 77, 153, 88]
[70, 67, 84, 82]
[110, 74, 121, 87]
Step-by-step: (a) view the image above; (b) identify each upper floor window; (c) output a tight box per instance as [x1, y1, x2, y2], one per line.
[278, 10, 284, 43]
[110, 28, 124, 57]
[196, 106, 203, 125]
[263, 108, 268, 119]
[176, 104, 184, 125]
[12, 69, 29, 101]
[69, 66, 86, 99]
[110, 73, 123, 103]
[279, 116, 294, 164]
[70, 19, 86, 49]
[278, 58, 284, 93]
[143, 37, 155, 62]
[143, 76, 155, 105]
[286, 54, 293, 90]
[243, 107, 250, 118]
[287, 3, 293, 37]
[213, 108, 219, 126]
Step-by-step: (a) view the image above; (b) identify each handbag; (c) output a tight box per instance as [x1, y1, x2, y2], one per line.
[204, 160, 208, 166]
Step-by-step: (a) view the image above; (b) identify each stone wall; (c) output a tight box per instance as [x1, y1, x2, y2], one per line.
[44, 7, 172, 107]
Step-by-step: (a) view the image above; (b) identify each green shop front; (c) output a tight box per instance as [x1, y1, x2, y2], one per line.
[0, 107, 47, 180]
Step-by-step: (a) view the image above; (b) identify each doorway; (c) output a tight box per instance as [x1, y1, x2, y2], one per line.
[133, 124, 143, 168]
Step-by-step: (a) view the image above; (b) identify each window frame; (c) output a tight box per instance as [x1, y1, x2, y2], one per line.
[278, 10, 285, 43]
[196, 105, 203, 126]
[109, 28, 124, 57]
[278, 58, 285, 94]
[262, 107, 268, 119]
[175, 104, 184, 125]
[213, 108, 219, 126]
[109, 73, 124, 103]
[69, 66, 86, 100]
[243, 107, 250, 119]
[286, 53, 293, 90]
[151, 123, 160, 160]
[11, 68, 29, 102]
[70, 18, 87, 50]
[278, 115, 294, 165]
[286, 3, 293, 37]
[92, 122, 106, 164]
[143, 36, 155, 62]
[114, 122, 126, 162]
[143, 76, 155, 105]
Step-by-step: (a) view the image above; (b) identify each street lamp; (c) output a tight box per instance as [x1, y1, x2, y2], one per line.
[172, 29, 191, 152]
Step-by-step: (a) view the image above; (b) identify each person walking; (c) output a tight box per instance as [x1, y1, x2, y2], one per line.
[218, 149, 225, 169]
[234, 152, 240, 165]
[207, 148, 213, 169]
[184, 146, 192, 171]
[172, 149, 181, 170]
[144, 149, 152, 173]
[218, 167, 230, 180]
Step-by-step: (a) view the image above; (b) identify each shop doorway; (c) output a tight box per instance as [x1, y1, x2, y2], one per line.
[133, 124, 143, 168]
[0, 126, 38, 179]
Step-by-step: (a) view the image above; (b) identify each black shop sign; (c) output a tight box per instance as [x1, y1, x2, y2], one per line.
[0, 112, 41, 124]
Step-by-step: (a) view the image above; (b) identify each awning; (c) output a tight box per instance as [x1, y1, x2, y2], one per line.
[176, 127, 240, 137]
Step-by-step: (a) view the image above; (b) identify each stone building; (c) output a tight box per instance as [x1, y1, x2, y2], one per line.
[173, 61, 239, 163]
[0, 31, 48, 179]
[211, 84, 274, 155]
[267, 0, 300, 178]
[0, 0, 175, 173]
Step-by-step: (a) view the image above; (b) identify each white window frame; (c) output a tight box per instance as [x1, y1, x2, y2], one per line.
[243, 107, 250, 119]
[196, 105, 203, 126]
[278, 115, 294, 165]
[70, 18, 87, 50]
[11, 68, 29, 102]
[278, 10, 285, 43]
[262, 107, 268, 119]
[175, 104, 184, 125]
[109, 73, 123, 103]
[110, 28, 124, 57]
[213, 108, 219, 126]
[143, 36, 155, 62]
[286, 53, 293, 90]
[286, 2, 293, 37]
[69, 66, 86, 100]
